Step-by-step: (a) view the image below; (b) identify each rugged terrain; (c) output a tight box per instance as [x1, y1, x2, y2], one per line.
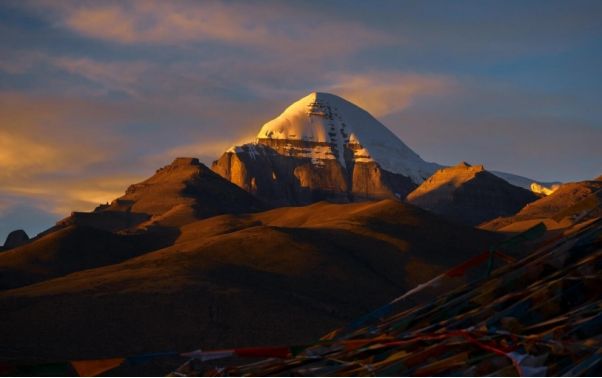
[482, 176, 602, 232]
[407, 162, 538, 226]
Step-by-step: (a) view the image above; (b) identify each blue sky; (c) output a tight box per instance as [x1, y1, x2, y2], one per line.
[1, 0, 601, 241]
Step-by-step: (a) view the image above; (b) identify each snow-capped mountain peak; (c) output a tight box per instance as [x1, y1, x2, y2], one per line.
[216, 92, 558, 204]
[256, 92, 440, 183]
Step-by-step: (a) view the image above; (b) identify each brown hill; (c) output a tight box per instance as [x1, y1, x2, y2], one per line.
[0, 158, 266, 290]
[0, 225, 178, 290]
[406, 162, 538, 226]
[0, 200, 499, 364]
[55, 157, 266, 233]
[481, 176, 602, 232]
[1, 229, 29, 250]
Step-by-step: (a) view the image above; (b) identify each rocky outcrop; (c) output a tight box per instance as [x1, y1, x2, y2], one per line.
[2, 229, 29, 250]
[407, 162, 539, 226]
[212, 143, 416, 206]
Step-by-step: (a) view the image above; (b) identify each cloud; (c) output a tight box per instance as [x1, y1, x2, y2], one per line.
[0, 93, 129, 180]
[0, 92, 148, 235]
[40, 1, 391, 56]
[2, 175, 138, 215]
[0, 173, 141, 242]
[52, 57, 149, 96]
[0, 50, 47, 75]
[0, 132, 63, 178]
[146, 132, 260, 167]
[324, 72, 456, 117]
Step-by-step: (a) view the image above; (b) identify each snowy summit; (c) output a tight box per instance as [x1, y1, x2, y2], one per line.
[256, 92, 440, 183]
[223, 91, 554, 192]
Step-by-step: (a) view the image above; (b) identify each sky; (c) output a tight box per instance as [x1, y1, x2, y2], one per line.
[1, 0, 601, 241]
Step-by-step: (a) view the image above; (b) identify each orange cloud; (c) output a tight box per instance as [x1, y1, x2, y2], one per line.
[0, 92, 142, 219]
[46, 2, 391, 55]
[0, 94, 124, 181]
[52, 57, 149, 96]
[0, 132, 59, 178]
[324, 72, 456, 117]
[2, 174, 142, 218]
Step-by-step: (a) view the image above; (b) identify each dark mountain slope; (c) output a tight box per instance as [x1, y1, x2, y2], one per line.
[0, 200, 499, 362]
[407, 162, 538, 226]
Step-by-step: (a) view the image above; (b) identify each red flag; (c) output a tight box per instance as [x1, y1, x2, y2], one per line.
[71, 358, 125, 377]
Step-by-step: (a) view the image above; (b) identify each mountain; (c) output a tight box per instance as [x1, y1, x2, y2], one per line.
[213, 92, 558, 206]
[1, 229, 29, 250]
[0, 200, 499, 364]
[213, 92, 440, 205]
[406, 162, 539, 226]
[0, 225, 178, 290]
[55, 157, 265, 233]
[255, 92, 439, 184]
[481, 175, 602, 232]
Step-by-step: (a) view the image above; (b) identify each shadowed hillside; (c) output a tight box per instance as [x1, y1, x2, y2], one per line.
[407, 162, 538, 226]
[0, 199, 499, 367]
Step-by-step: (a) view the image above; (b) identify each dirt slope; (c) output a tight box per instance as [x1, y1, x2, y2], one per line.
[0, 200, 499, 364]
[482, 176, 602, 232]
[407, 162, 538, 226]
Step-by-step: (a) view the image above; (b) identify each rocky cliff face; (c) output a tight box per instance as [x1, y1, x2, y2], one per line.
[212, 143, 416, 206]
[407, 162, 539, 226]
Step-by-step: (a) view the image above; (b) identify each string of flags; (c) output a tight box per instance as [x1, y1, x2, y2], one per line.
[2, 215, 600, 376]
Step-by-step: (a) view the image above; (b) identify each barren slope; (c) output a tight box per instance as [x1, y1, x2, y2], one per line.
[56, 157, 265, 233]
[0, 200, 499, 364]
[407, 162, 538, 225]
[482, 176, 602, 232]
